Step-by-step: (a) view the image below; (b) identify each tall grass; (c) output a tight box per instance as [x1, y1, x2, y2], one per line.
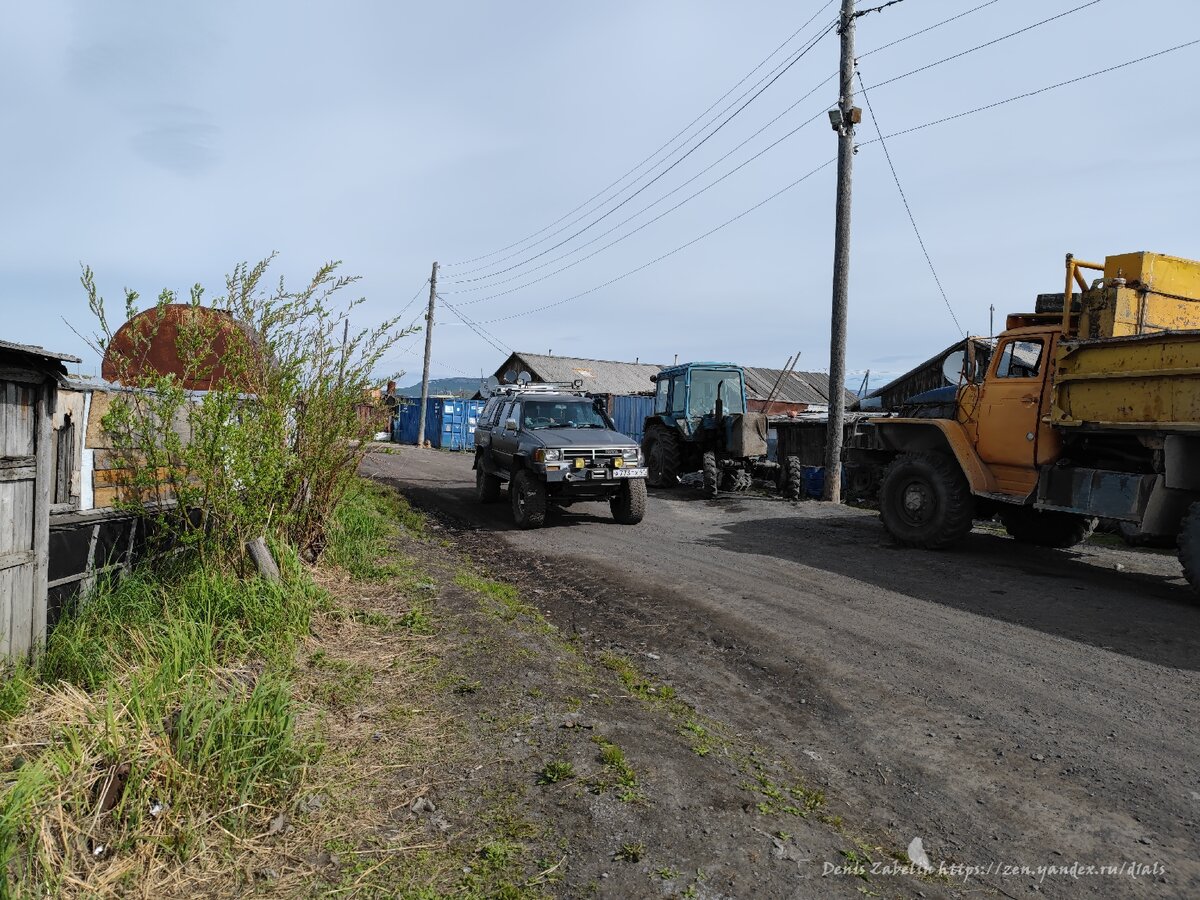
[324, 478, 422, 580]
[0, 558, 320, 895]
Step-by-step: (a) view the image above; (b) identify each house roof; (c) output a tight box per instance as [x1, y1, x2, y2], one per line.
[499, 352, 662, 396]
[493, 353, 856, 405]
[742, 367, 856, 406]
[0, 339, 81, 366]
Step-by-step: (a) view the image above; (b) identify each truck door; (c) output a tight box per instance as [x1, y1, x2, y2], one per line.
[975, 337, 1047, 485]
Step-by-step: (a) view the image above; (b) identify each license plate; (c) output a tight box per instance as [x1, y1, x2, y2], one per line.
[611, 467, 647, 478]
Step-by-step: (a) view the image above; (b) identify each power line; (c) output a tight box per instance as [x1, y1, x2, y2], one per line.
[437, 293, 513, 355]
[445, 21, 837, 284]
[442, 0, 837, 269]
[396, 278, 430, 321]
[859, 0, 1004, 59]
[446, 105, 830, 308]
[468, 35, 1199, 329]
[861, 37, 1200, 145]
[856, 71, 963, 338]
[863, 0, 1105, 92]
[476, 157, 837, 325]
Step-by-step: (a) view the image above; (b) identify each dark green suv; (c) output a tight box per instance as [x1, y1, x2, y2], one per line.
[473, 384, 648, 529]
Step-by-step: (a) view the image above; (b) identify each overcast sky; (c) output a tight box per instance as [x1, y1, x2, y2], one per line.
[2, 0, 1198, 389]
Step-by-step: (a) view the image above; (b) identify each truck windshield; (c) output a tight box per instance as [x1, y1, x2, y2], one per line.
[522, 400, 610, 430]
[688, 370, 745, 417]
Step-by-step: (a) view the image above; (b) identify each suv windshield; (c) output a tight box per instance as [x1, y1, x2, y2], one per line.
[522, 400, 609, 430]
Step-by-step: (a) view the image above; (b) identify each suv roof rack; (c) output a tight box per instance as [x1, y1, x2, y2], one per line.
[482, 379, 586, 398]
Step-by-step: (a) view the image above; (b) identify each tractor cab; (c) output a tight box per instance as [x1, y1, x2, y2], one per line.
[652, 363, 747, 432]
[643, 363, 769, 495]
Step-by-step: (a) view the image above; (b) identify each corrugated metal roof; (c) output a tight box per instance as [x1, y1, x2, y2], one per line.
[503, 353, 662, 396]
[0, 339, 82, 365]
[493, 353, 855, 405]
[742, 367, 855, 406]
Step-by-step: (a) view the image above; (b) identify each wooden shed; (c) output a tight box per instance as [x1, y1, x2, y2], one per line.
[0, 340, 80, 659]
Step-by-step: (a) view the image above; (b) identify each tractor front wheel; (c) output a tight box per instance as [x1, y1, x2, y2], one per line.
[702, 451, 720, 498]
[645, 428, 681, 488]
[781, 456, 804, 500]
[879, 452, 974, 549]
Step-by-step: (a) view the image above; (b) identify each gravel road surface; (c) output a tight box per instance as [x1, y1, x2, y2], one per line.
[364, 448, 1198, 898]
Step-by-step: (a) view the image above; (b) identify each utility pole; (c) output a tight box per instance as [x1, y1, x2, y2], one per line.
[822, 0, 859, 503]
[415, 261, 439, 447]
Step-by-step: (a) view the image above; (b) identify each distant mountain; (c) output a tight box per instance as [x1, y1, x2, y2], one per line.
[393, 376, 480, 397]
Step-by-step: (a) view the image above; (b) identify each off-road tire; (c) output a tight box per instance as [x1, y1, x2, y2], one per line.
[510, 469, 547, 529]
[702, 451, 720, 497]
[781, 455, 804, 500]
[879, 452, 974, 549]
[1117, 520, 1177, 549]
[1176, 502, 1200, 597]
[644, 427, 681, 488]
[475, 464, 503, 503]
[999, 507, 1096, 548]
[611, 478, 647, 525]
[731, 470, 752, 492]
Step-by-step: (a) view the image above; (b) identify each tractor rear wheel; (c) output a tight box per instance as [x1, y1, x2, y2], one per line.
[781, 456, 804, 500]
[1176, 502, 1200, 598]
[645, 427, 681, 488]
[611, 479, 647, 524]
[879, 452, 974, 549]
[510, 469, 547, 529]
[702, 451, 720, 498]
[999, 507, 1096, 548]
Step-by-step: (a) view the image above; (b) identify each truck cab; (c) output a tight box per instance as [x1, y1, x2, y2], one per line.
[853, 251, 1200, 596]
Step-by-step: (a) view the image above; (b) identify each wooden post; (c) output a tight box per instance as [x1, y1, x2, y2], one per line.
[31, 379, 53, 654]
[415, 262, 439, 448]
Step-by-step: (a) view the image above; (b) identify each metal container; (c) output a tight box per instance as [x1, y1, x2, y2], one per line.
[391, 397, 485, 450]
[609, 394, 655, 444]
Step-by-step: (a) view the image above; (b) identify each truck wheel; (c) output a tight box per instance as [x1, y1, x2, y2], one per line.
[510, 469, 547, 529]
[781, 456, 804, 500]
[999, 507, 1096, 548]
[732, 470, 752, 492]
[702, 451, 720, 497]
[879, 452, 974, 549]
[475, 465, 503, 503]
[1176, 502, 1200, 597]
[645, 428, 681, 488]
[611, 479, 647, 525]
[1117, 520, 1177, 549]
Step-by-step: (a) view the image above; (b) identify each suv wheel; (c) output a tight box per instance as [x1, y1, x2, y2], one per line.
[510, 469, 547, 529]
[611, 479, 647, 525]
[476, 465, 502, 504]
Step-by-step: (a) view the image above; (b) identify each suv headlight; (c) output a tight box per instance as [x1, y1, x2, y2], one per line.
[622, 447, 641, 463]
[534, 448, 562, 462]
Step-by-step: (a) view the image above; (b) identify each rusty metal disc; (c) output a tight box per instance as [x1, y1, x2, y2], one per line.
[101, 304, 254, 390]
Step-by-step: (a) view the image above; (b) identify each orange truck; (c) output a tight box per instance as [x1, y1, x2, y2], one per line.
[849, 251, 1200, 595]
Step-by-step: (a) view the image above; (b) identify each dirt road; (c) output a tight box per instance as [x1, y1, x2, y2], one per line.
[364, 448, 1198, 898]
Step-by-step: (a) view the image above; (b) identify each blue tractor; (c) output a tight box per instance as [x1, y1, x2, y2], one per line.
[641, 362, 775, 496]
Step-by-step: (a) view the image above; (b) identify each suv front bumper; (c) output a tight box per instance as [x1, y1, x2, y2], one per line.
[541, 465, 648, 484]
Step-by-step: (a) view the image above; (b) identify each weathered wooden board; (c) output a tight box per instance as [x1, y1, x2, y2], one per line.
[0, 378, 40, 657]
